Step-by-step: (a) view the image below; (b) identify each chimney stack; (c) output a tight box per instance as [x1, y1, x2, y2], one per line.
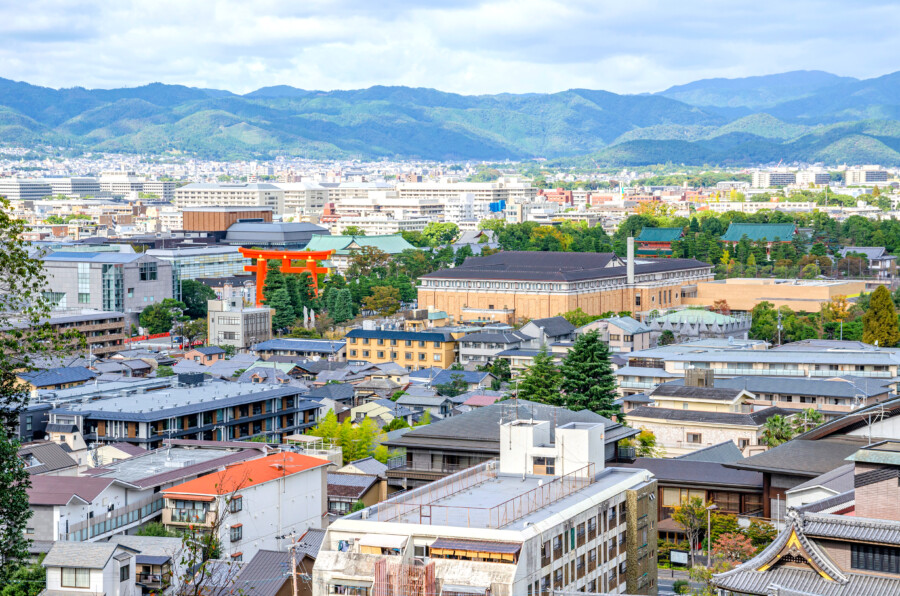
[626, 237, 635, 285]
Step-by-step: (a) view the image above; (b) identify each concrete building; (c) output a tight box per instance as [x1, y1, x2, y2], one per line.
[162, 452, 329, 562]
[751, 170, 796, 188]
[278, 182, 329, 218]
[208, 295, 273, 349]
[344, 329, 458, 370]
[396, 179, 538, 208]
[0, 177, 53, 201]
[174, 183, 286, 214]
[48, 380, 322, 448]
[28, 310, 126, 357]
[181, 206, 275, 232]
[224, 222, 330, 250]
[681, 278, 867, 312]
[313, 417, 657, 595]
[578, 316, 653, 353]
[795, 170, 831, 186]
[845, 165, 889, 185]
[419, 241, 713, 324]
[642, 309, 751, 342]
[146, 246, 251, 300]
[41, 252, 173, 324]
[330, 215, 430, 236]
[47, 177, 103, 197]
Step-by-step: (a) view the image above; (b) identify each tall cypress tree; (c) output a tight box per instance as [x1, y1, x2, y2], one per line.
[863, 285, 900, 347]
[261, 260, 295, 332]
[331, 288, 354, 323]
[560, 330, 621, 419]
[516, 346, 562, 406]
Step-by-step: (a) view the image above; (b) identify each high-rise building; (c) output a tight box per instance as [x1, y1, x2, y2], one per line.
[174, 183, 286, 214]
[845, 166, 889, 185]
[751, 171, 796, 188]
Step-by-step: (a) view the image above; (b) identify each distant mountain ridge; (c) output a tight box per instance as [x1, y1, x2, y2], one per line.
[2, 70, 900, 164]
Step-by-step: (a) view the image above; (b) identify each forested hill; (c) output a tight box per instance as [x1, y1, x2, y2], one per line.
[3, 70, 900, 164]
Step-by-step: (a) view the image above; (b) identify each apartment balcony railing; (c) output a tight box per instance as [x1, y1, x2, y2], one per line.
[64, 493, 164, 541]
[162, 507, 216, 527]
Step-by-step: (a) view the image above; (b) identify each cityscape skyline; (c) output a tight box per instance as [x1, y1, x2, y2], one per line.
[3, 0, 899, 95]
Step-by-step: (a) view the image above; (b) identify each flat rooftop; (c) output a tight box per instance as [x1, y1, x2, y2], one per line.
[90, 445, 244, 485]
[350, 463, 644, 531]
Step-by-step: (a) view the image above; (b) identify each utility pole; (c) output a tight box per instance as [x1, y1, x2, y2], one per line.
[776, 310, 783, 346]
[289, 532, 299, 596]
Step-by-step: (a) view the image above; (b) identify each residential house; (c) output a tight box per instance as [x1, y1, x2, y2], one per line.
[252, 338, 346, 361]
[162, 452, 330, 562]
[233, 529, 325, 596]
[518, 315, 577, 346]
[428, 369, 495, 392]
[580, 316, 652, 353]
[42, 542, 138, 596]
[457, 329, 530, 365]
[395, 393, 453, 419]
[17, 366, 97, 391]
[19, 440, 78, 476]
[326, 472, 380, 516]
[183, 346, 226, 364]
[27, 476, 129, 541]
[839, 246, 897, 280]
[108, 535, 183, 595]
[349, 399, 414, 428]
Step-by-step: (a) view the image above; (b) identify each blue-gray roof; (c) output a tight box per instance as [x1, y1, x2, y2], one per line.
[42, 251, 145, 263]
[306, 383, 354, 402]
[345, 329, 452, 342]
[603, 316, 651, 334]
[408, 367, 444, 380]
[430, 369, 493, 386]
[254, 339, 345, 353]
[193, 346, 226, 356]
[675, 440, 744, 464]
[19, 367, 97, 388]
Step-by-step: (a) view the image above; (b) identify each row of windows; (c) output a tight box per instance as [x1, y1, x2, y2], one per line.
[348, 349, 441, 362]
[349, 337, 440, 348]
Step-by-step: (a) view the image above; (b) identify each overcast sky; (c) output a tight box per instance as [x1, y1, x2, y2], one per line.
[2, 0, 899, 95]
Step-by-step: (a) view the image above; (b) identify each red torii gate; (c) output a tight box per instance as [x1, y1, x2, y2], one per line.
[239, 247, 335, 307]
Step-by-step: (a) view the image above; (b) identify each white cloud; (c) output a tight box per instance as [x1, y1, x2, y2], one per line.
[0, 0, 898, 94]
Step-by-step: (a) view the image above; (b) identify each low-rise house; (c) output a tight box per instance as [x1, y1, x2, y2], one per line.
[518, 315, 577, 346]
[784, 463, 855, 509]
[349, 399, 414, 427]
[183, 346, 226, 364]
[27, 476, 127, 541]
[236, 366, 308, 389]
[162, 452, 330, 562]
[429, 368, 495, 392]
[108, 535, 183, 595]
[42, 541, 138, 596]
[252, 338, 346, 361]
[395, 393, 453, 418]
[326, 472, 380, 516]
[580, 316, 652, 353]
[458, 329, 531, 365]
[839, 245, 897, 280]
[18, 440, 78, 476]
[352, 378, 402, 402]
[17, 366, 97, 390]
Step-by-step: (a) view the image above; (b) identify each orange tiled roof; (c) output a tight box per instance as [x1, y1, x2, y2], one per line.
[162, 452, 329, 497]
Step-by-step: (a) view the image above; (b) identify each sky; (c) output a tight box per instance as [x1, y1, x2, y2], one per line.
[2, 0, 899, 95]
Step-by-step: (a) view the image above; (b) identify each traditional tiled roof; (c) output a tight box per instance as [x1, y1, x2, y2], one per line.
[327, 472, 378, 498]
[304, 234, 415, 255]
[43, 542, 135, 569]
[19, 441, 78, 475]
[636, 227, 684, 242]
[627, 405, 791, 426]
[720, 222, 796, 242]
[18, 366, 96, 388]
[527, 316, 576, 338]
[621, 457, 761, 489]
[675, 440, 744, 464]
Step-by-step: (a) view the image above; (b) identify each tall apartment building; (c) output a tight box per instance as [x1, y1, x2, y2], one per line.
[0, 178, 53, 201]
[97, 172, 176, 200]
[277, 182, 329, 218]
[313, 418, 658, 595]
[845, 165, 889, 185]
[47, 177, 102, 197]
[174, 183, 286, 214]
[331, 215, 430, 236]
[331, 191, 444, 220]
[794, 170, 831, 186]
[41, 252, 173, 324]
[751, 171, 796, 188]
[45, 310, 127, 357]
[142, 180, 177, 201]
[344, 329, 458, 369]
[444, 192, 491, 228]
[396, 179, 538, 208]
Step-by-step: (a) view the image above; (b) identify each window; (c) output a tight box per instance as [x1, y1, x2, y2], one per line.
[533, 456, 555, 475]
[120, 565, 130, 582]
[686, 432, 702, 444]
[377, 351, 384, 359]
[230, 525, 243, 542]
[79, 293, 91, 304]
[139, 262, 158, 281]
[419, 353, 426, 361]
[405, 352, 413, 360]
[851, 543, 900, 574]
[738, 438, 750, 449]
[25, 416, 32, 432]
[433, 354, 441, 362]
[229, 496, 243, 513]
[635, 295, 641, 306]
[61, 568, 90, 588]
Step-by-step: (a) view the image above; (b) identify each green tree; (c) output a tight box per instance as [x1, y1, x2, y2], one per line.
[330, 288, 354, 323]
[136, 521, 177, 537]
[156, 365, 175, 377]
[182, 318, 207, 347]
[0, 557, 45, 596]
[180, 279, 216, 319]
[745, 519, 777, 551]
[421, 222, 459, 246]
[454, 244, 474, 266]
[658, 330, 676, 346]
[261, 260, 295, 332]
[791, 407, 825, 434]
[516, 346, 562, 406]
[561, 307, 603, 328]
[559, 330, 621, 419]
[0, 427, 31, 576]
[139, 298, 187, 335]
[489, 358, 511, 382]
[760, 414, 795, 447]
[671, 496, 708, 566]
[383, 417, 410, 432]
[363, 286, 402, 316]
[342, 225, 366, 236]
[635, 429, 663, 457]
[434, 373, 468, 397]
[863, 285, 900, 347]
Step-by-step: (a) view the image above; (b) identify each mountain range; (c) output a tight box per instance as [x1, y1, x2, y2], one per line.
[3, 70, 900, 165]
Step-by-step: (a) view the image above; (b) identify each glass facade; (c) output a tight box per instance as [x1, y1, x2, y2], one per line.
[77, 262, 91, 304]
[102, 264, 124, 311]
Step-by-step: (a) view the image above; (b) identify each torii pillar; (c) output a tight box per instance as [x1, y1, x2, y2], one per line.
[239, 248, 334, 307]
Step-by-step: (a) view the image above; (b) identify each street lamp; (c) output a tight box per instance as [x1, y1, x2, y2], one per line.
[706, 503, 718, 564]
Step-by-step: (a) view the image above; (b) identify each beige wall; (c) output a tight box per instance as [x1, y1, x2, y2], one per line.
[682, 278, 866, 312]
[626, 417, 757, 457]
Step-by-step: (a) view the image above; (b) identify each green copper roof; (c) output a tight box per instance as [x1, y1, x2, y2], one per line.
[720, 223, 796, 243]
[304, 234, 415, 255]
[636, 227, 684, 242]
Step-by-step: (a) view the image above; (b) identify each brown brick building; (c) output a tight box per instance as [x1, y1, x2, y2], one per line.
[418, 244, 713, 324]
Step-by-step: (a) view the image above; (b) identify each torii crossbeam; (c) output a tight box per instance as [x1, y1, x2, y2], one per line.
[239, 247, 335, 307]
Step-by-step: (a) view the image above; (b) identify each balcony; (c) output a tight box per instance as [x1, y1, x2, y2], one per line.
[163, 507, 215, 527]
[136, 572, 168, 588]
[64, 493, 164, 541]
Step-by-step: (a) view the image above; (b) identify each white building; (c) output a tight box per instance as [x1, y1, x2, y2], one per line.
[174, 183, 286, 214]
[795, 170, 831, 187]
[42, 542, 137, 596]
[444, 192, 490, 229]
[397, 179, 538, 209]
[846, 166, 889, 185]
[0, 177, 53, 201]
[331, 215, 430, 236]
[312, 419, 658, 595]
[162, 451, 330, 562]
[208, 294, 273, 349]
[751, 170, 797, 188]
[48, 177, 103, 197]
[278, 182, 329, 219]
